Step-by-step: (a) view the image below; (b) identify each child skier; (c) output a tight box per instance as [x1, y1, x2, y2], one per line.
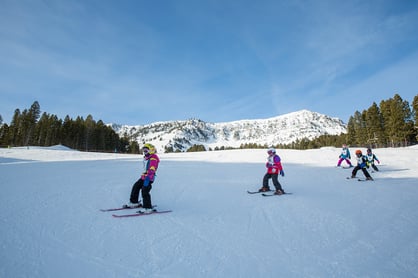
[337, 144, 353, 167]
[351, 150, 373, 181]
[124, 143, 160, 213]
[258, 148, 286, 195]
[366, 148, 380, 172]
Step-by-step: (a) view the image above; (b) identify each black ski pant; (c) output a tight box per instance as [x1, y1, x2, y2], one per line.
[263, 173, 284, 191]
[352, 166, 372, 178]
[130, 178, 153, 208]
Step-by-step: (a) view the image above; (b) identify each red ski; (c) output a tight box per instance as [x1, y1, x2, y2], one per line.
[112, 210, 172, 218]
[100, 207, 135, 212]
[100, 205, 157, 212]
[262, 192, 292, 197]
[100, 206, 141, 212]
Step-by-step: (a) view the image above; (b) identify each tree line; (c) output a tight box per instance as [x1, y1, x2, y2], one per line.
[274, 94, 418, 150]
[0, 101, 131, 152]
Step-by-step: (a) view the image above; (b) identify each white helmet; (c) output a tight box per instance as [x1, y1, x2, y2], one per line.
[267, 148, 276, 154]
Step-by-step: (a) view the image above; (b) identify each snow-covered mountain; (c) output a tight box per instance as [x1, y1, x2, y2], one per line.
[111, 110, 346, 152]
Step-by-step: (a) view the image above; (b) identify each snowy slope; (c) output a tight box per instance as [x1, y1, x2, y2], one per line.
[1, 146, 418, 277]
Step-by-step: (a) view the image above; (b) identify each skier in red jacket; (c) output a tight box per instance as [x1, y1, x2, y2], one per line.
[258, 148, 286, 195]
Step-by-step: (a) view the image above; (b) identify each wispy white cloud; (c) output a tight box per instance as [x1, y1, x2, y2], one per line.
[1, 0, 417, 125]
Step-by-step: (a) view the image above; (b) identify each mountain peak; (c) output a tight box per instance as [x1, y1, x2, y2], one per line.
[112, 110, 346, 152]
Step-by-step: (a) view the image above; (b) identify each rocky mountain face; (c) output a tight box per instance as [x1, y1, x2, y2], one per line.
[111, 110, 347, 152]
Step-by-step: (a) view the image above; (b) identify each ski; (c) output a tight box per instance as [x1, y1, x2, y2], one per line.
[100, 206, 139, 212]
[112, 210, 172, 218]
[346, 177, 373, 182]
[100, 204, 156, 212]
[247, 190, 272, 194]
[262, 192, 292, 197]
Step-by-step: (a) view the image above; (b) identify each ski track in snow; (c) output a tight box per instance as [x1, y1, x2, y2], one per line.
[1, 146, 418, 277]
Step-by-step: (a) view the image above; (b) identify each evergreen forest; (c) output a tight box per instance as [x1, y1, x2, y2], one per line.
[0, 101, 133, 153]
[275, 93, 418, 150]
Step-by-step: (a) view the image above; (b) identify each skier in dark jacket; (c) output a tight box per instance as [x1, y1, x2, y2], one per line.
[351, 150, 373, 181]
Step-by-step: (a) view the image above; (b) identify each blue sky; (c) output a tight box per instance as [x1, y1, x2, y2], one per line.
[1, 0, 418, 125]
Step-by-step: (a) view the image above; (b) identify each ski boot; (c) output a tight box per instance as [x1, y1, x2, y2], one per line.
[123, 202, 141, 209]
[137, 207, 157, 214]
[274, 189, 284, 195]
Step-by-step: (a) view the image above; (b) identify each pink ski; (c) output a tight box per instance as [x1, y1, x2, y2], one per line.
[112, 210, 172, 218]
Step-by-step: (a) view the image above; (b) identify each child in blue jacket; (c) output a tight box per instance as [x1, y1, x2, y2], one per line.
[351, 150, 373, 181]
[337, 144, 353, 167]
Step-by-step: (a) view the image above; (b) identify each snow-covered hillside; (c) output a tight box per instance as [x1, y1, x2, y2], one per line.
[1, 145, 418, 277]
[111, 110, 346, 152]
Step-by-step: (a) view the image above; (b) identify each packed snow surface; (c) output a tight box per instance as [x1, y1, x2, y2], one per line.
[1, 145, 418, 277]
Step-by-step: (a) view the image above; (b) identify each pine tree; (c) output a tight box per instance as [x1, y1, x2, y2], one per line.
[413, 95, 418, 126]
[350, 111, 367, 145]
[94, 120, 106, 151]
[380, 94, 414, 147]
[9, 109, 22, 146]
[34, 112, 49, 146]
[46, 115, 62, 146]
[0, 123, 9, 146]
[74, 116, 86, 150]
[0, 115, 5, 146]
[21, 101, 41, 146]
[61, 116, 74, 148]
[84, 115, 95, 151]
[187, 144, 206, 152]
[346, 116, 356, 145]
[365, 102, 385, 147]
[413, 95, 418, 142]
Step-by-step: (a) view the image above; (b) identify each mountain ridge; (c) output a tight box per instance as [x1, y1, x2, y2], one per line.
[111, 109, 346, 152]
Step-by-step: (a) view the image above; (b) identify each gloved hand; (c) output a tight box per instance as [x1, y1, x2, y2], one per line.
[143, 177, 150, 187]
[280, 170, 285, 177]
[377, 160, 380, 164]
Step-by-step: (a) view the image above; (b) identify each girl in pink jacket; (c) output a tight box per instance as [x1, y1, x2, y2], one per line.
[125, 143, 160, 213]
[258, 148, 286, 195]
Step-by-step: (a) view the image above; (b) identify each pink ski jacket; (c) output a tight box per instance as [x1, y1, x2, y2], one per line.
[266, 154, 283, 174]
[141, 153, 160, 181]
